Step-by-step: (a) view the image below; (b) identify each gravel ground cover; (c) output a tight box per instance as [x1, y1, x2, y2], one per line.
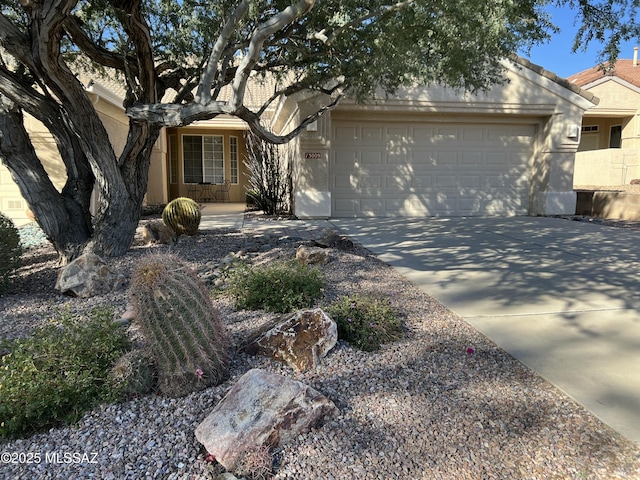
[1, 216, 640, 479]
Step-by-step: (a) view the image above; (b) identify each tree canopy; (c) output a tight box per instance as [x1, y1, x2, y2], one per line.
[0, 0, 638, 262]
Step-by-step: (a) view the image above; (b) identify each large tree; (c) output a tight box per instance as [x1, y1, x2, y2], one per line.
[0, 0, 636, 263]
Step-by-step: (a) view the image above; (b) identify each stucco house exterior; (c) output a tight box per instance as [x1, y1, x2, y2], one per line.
[569, 49, 640, 187]
[0, 57, 596, 225]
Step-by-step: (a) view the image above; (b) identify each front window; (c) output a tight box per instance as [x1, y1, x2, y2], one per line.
[230, 136, 239, 184]
[183, 135, 224, 183]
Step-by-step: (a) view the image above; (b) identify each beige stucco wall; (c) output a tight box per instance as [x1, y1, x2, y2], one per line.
[286, 60, 594, 217]
[574, 79, 640, 185]
[273, 94, 334, 217]
[145, 131, 168, 206]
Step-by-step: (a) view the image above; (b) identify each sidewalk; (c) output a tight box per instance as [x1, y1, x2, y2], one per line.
[199, 203, 332, 239]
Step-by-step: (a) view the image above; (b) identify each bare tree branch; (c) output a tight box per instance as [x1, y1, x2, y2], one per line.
[196, 0, 251, 104]
[63, 16, 133, 72]
[236, 92, 344, 144]
[230, 0, 315, 111]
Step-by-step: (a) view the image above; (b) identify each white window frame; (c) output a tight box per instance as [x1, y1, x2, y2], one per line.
[168, 134, 178, 184]
[182, 134, 225, 184]
[230, 136, 239, 184]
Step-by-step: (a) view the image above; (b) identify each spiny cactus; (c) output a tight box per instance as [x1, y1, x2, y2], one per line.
[162, 197, 201, 236]
[233, 444, 273, 480]
[129, 253, 229, 397]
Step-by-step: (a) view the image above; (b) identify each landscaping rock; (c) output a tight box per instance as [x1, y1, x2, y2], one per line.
[55, 253, 124, 298]
[312, 228, 340, 247]
[195, 368, 337, 471]
[141, 220, 177, 245]
[296, 245, 329, 265]
[312, 228, 358, 251]
[242, 308, 337, 372]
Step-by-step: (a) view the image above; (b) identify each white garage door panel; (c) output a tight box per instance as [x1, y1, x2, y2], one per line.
[331, 122, 535, 217]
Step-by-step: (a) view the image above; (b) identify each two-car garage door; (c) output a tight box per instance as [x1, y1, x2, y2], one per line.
[331, 121, 537, 217]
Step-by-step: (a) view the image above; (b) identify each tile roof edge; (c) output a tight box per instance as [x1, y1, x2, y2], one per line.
[511, 55, 600, 106]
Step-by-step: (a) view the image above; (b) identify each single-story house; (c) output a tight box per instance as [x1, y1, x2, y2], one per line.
[569, 48, 640, 187]
[0, 56, 596, 226]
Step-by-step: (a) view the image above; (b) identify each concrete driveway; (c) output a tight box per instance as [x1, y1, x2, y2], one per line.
[330, 216, 640, 444]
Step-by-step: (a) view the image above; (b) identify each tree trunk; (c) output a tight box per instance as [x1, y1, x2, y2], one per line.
[0, 97, 92, 263]
[85, 122, 160, 258]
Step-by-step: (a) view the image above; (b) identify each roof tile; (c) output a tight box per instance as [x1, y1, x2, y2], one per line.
[568, 59, 640, 88]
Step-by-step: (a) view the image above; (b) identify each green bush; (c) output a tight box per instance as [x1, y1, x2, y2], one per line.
[0, 212, 22, 294]
[326, 294, 402, 351]
[229, 259, 325, 313]
[0, 307, 130, 439]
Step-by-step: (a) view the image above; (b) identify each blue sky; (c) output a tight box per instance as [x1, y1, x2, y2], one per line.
[523, 3, 638, 79]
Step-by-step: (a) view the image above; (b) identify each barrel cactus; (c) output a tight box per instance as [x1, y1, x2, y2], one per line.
[129, 253, 229, 397]
[162, 197, 201, 236]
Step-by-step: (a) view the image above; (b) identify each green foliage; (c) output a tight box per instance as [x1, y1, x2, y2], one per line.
[326, 294, 402, 352]
[229, 260, 325, 314]
[0, 212, 22, 294]
[129, 253, 229, 397]
[0, 307, 130, 439]
[162, 197, 201, 236]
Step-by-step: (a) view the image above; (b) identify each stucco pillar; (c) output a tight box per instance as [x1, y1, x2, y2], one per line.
[294, 114, 332, 218]
[531, 113, 582, 215]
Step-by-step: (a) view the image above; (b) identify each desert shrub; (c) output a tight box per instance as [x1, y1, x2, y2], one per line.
[0, 307, 129, 439]
[228, 259, 324, 313]
[244, 131, 292, 215]
[326, 294, 402, 351]
[129, 253, 229, 397]
[0, 212, 22, 293]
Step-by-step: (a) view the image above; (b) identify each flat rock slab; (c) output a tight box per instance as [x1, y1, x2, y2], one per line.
[195, 368, 337, 470]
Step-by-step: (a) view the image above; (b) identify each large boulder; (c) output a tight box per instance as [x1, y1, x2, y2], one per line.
[243, 308, 337, 372]
[55, 253, 123, 298]
[195, 368, 337, 470]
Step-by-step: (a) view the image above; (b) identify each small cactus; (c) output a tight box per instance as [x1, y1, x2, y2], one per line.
[233, 444, 273, 480]
[129, 253, 229, 397]
[162, 197, 201, 236]
[110, 349, 156, 396]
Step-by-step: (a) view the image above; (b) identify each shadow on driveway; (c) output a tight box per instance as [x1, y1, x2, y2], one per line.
[331, 216, 640, 444]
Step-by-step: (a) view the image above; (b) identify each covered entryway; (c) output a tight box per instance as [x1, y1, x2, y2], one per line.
[330, 120, 537, 217]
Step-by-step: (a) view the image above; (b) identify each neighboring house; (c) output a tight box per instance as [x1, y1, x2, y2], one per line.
[0, 56, 595, 225]
[569, 48, 640, 187]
